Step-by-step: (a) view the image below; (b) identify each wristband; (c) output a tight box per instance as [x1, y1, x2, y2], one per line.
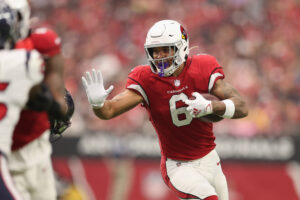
[222, 99, 235, 118]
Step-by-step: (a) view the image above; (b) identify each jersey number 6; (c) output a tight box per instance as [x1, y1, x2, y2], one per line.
[169, 93, 192, 127]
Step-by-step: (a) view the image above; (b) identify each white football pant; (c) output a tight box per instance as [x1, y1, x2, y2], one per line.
[165, 149, 228, 200]
[7, 131, 57, 200]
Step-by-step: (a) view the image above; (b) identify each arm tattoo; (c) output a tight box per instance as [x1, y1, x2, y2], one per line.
[212, 80, 248, 118]
[221, 82, 241, 99]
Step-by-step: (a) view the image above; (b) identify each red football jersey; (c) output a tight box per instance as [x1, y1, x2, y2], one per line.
[12, 28, 61, 151]
[126, 54, 225, 160]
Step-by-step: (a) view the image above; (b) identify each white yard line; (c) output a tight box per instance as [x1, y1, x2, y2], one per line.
[68, 157, 97, 200]
[286, 161, 300, 199]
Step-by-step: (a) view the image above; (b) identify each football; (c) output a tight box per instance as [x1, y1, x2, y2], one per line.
[201, 93, 220, 101]
[198, 114, 223, 123]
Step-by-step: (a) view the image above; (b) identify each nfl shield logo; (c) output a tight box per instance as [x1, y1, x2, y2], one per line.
[174, 80, 180, 87]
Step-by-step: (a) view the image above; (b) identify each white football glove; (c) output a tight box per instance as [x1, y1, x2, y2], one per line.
[82, 69, 114, 108]
[184, 92, 213, 118]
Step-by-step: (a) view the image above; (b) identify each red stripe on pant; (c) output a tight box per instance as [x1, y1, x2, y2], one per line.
[160, 155, 199, 199]
[204, 195, 218, 200]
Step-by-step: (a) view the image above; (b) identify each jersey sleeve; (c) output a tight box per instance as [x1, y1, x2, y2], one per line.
[126, 66, 149, 106]
[196, 54, 225, 93]
[15, 37, 34, 50]
[30, 28, 61, 57]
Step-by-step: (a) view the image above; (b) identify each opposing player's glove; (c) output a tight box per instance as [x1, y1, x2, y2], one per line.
[184, 92, 213, 118]
[82, 69, 114, 108]
[49, 89, 74, 143]
[49, 119, 71, 142]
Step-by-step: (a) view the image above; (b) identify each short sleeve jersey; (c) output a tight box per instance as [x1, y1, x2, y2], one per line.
[126, 54, 225, 160]
[12, 27, 61, 151]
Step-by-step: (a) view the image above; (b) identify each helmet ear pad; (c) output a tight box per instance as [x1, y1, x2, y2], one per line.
[144, 20, 189, 77]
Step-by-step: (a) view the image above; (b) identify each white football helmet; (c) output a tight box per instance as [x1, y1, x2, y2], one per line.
[5, 0, 30, 39]
[0, 1, 20, 49]
[144, 20, 189, 77]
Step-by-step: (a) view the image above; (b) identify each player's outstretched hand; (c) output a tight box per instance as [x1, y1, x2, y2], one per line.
[184, 92, 213, 118]
[82, 69, 114, 108]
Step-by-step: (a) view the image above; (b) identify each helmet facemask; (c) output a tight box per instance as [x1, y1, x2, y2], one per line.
[145, 44, 181, 77]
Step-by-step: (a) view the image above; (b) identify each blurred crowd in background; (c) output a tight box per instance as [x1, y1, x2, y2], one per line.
[30, 0, 300, 137]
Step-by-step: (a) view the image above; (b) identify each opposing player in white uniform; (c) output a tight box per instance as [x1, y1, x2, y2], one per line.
[82, 20, 248, 200]
[5, 0, 74, 199]
[0, 2, 44, 199]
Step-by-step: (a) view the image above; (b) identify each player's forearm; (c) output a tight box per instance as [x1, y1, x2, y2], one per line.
[44, 55, 68, 114]
[92, 91, 143, 120]
[211, 79, 248, 119]
[92, 98, 135, 120]
[212, 97, 248, 119]
[44, 73, 68, 114]
[92, 101, 114, 120]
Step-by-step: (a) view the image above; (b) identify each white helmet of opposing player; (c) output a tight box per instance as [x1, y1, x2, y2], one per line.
[0, 1, 20, 49]
[144, 20, 189, 77]
[5, 0, 30, 39]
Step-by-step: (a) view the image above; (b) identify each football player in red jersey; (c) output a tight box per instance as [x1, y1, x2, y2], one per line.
[82, 20, 248, 200]
[5, 0, 73, 199]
